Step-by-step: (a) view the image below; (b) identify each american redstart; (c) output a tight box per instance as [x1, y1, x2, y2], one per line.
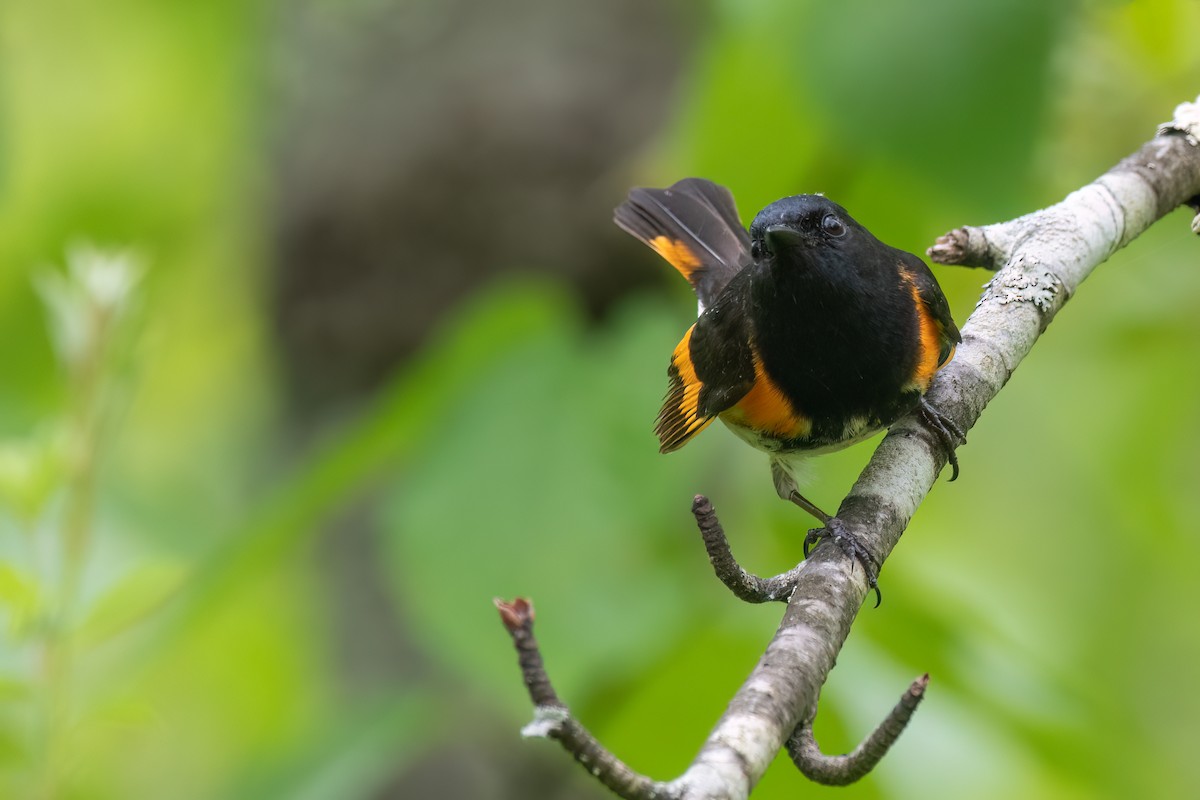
[615, 178, 962, 597]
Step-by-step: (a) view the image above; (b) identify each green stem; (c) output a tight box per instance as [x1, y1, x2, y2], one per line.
[37, 303, 109, 799]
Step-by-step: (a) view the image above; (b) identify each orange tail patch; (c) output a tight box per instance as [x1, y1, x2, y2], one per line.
[648, 236, 702, 283]
[613, 178, 750, 309]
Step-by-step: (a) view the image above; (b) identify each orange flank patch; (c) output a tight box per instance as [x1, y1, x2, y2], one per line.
[721, 356, 810, 439]
[655, 326, 715, 452]
[907, 280, 943, 390]
[648, 235, 701, 282]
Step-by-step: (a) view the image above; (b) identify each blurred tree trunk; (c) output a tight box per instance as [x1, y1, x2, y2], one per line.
[270, 0, 691, 413]
[267, 1, 692, 796]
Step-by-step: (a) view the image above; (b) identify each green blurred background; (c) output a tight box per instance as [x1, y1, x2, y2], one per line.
[1, 1, 1199, 798]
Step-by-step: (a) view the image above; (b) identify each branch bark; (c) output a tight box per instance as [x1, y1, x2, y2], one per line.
[500, 95, 1200, 799]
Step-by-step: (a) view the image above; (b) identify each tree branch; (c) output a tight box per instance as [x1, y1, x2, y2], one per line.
[499, 95, 1200, 798]
[494, 598, 672, 800]
[787, 674, 929, 785]
[692, 495, 801, 604]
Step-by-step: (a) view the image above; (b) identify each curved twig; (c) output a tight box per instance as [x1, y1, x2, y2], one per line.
[692, 495, 801, 603]
[787, 674, 929, 785]
[494, 598, 675, 800]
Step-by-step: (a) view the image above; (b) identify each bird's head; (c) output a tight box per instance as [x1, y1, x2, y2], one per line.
[748, 194, 866, 265]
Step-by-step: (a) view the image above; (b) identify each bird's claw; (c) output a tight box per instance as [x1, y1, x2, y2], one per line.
[804, 517, 882, 608]
[918, 397, 965, 481]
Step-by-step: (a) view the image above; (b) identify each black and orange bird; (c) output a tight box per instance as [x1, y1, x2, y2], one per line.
[614, 178, 962, 592]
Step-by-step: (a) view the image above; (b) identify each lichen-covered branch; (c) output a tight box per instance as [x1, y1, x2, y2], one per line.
[499, 95, 1200, 799]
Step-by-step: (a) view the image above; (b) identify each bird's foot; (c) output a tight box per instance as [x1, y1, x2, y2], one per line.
[804, 517, 882, 608]
[918, 396, 965, 481]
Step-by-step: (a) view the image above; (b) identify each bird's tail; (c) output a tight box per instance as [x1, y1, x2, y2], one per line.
[614, 178, 751, 311]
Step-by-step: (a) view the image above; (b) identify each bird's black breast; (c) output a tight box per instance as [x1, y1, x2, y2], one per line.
[748, 244, 923, 444]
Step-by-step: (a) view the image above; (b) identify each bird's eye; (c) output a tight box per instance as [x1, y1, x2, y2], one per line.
[821, 214, 846, 237]
[750, 241, 762, 260]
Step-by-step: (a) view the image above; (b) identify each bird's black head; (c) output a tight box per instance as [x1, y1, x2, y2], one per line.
[748, 194, 868, 264]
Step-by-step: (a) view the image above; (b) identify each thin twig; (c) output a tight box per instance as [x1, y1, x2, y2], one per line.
[494, 598, 675, 800]
[787, 674, 930, 785]
[692, 495, 801, 603]
[926, 226, 998, 269]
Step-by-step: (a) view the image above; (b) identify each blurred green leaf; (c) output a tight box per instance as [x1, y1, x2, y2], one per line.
[0, 434, 63, 525]
[0, 677, 31, 703]
[228, 694, 435, 800]
[167, 280, 575, 627]
[75, 560, 187, 650]
[0, 563, 42, 639]
[793, 0, 1069, 210]
[381, 290, 712, 704]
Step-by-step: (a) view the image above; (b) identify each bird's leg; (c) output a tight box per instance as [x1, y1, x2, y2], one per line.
[771, 459, 882, 607]
[917, 396, 965, 481]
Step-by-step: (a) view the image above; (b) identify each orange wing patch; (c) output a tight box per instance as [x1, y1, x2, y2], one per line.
[720, 355, 811, 439]
[648, 236, 702, 284]
[655, 325, 716, 453]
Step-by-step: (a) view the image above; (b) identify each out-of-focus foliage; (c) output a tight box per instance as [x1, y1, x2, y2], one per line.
[1, 0, 1199, 798]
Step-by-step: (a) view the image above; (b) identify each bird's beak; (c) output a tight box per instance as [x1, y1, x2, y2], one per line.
[765, 224, 805, 249]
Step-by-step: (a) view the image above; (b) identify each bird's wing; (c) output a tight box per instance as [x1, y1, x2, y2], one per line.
[655, 278, 756, 452]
